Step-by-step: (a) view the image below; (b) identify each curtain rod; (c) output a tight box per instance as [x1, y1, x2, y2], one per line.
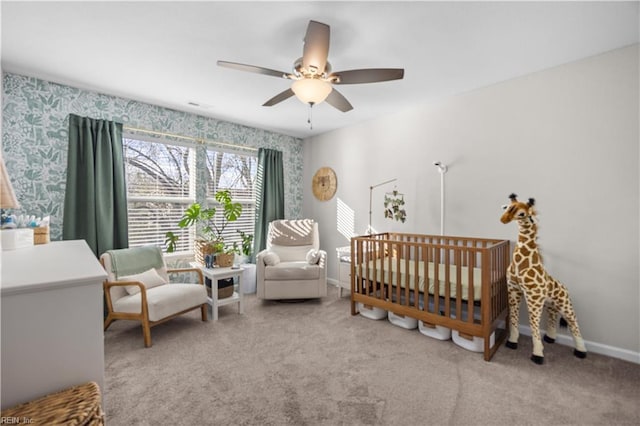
[122, 126, 258, 152]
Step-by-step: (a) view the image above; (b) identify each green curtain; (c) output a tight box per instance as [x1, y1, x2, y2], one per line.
[63, 114, 128, 257]
[254, 148, 284, 255]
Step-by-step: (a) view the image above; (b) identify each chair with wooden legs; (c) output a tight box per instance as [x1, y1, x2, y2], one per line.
[100, 246, 208, 347]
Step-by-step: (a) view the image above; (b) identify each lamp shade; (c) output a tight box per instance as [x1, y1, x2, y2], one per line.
[291, 78, 332, 105]
[0, 155, 20, 209]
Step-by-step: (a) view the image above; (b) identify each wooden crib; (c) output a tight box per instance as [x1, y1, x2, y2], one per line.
[350, 233, 510, 361]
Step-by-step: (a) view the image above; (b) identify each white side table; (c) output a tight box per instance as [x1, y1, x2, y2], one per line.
[191, 263, 245, 321]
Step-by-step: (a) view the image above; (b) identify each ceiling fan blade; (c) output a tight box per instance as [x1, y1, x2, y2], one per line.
[217, 60, 288, 79]
[330, 68, 405, 84]
[325, 88, 353, 112]
[302, 20, 330, 75]
[263, 88, 295, 107]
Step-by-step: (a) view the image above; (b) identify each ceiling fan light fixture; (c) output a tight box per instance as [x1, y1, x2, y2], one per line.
[291, 78, 332, 105]
[218, 20, 403, 115]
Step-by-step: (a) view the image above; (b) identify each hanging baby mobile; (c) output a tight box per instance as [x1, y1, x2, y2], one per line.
[384, 189, 407, 223]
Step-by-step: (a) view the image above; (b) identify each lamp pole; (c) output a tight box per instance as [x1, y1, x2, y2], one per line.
[433, 162, 448, 236]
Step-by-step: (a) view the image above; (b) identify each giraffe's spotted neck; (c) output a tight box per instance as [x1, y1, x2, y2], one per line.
[516, 219, 538, 249]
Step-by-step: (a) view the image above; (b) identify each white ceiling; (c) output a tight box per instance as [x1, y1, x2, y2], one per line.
[2, 1, 638, 139]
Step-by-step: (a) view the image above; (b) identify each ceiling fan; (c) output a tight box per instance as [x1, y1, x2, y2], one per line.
[217, 20, 405, 113]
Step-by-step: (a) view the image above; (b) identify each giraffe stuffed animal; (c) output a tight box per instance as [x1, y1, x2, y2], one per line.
[500, 193, 587, 364]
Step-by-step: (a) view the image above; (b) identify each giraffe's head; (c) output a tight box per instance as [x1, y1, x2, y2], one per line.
[500, 193, 536, 224]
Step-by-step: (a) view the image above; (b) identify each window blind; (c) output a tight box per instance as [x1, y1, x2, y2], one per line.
[123, 136, 257, 255]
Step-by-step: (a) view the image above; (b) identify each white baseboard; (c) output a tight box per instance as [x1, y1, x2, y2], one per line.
[329, 282, 639, 364]
[518, 325, 640, 364]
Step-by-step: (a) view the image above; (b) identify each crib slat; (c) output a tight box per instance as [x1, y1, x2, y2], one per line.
[468, 250, 475, 323]
[454, 249, 461, 320]
[407, 245, 413, 307]
[414, 245, 421, 310]
[434, 246, 441, 314]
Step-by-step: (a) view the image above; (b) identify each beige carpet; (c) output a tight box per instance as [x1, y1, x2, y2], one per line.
[104, 286, 639, 425]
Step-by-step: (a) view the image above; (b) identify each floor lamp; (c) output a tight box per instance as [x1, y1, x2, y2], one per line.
[433, 162, 448, 236]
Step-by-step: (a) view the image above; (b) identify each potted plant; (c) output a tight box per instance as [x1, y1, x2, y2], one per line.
[165, 189, 242, 267]
[232, 230, 254, 264]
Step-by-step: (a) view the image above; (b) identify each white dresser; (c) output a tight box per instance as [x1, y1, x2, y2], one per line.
[1, 240, 107, 409]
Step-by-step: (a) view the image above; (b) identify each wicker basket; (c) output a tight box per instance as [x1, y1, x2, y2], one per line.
[215, 253, 234, 268]
[218, 284, 234, 299]
[0, 381, 104, 425]
[33, 226, 50, 245]
[195, 240, 219, 266]
[206, 280, 234, 299]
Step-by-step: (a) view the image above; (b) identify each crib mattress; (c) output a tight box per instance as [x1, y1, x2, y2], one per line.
[358, 257, 483, 301]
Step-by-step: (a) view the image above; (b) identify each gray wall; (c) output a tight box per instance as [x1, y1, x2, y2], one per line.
[2, 73, 304, 241]
[303, 45, 639, 359]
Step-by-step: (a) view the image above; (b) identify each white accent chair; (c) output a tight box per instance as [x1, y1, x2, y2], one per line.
[100, 246, 208, 347]
[256, 219, 327, 300]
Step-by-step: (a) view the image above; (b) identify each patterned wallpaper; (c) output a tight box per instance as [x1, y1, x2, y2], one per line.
[2, 73, 304, 241]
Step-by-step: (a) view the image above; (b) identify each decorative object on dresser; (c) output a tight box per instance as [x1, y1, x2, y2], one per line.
[0, 154, 19, 209]
[33, 222, 50, 244]
[350, 233, 510, 361]
[500, 193, 587, 364]
[100, 246, 208, 347]
[256, 219, 327, 300]
[0, 154, 34, 250]
[2, 214, 50, 248]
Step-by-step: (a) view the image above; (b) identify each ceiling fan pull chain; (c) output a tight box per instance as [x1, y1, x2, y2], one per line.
[308, 103, 314, 130]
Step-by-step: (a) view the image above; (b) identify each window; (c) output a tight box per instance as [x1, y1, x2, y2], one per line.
[123, 136, 257, 255]
[205, 148, 257, 250]
[123, 137, 195, 253]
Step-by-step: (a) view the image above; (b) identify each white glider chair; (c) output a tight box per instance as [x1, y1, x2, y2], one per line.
[100, 245, 208, 347]
[256, 219, 327, 300]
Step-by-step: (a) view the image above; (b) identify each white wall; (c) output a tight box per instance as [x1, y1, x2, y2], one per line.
[303, 45, 639, 358]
